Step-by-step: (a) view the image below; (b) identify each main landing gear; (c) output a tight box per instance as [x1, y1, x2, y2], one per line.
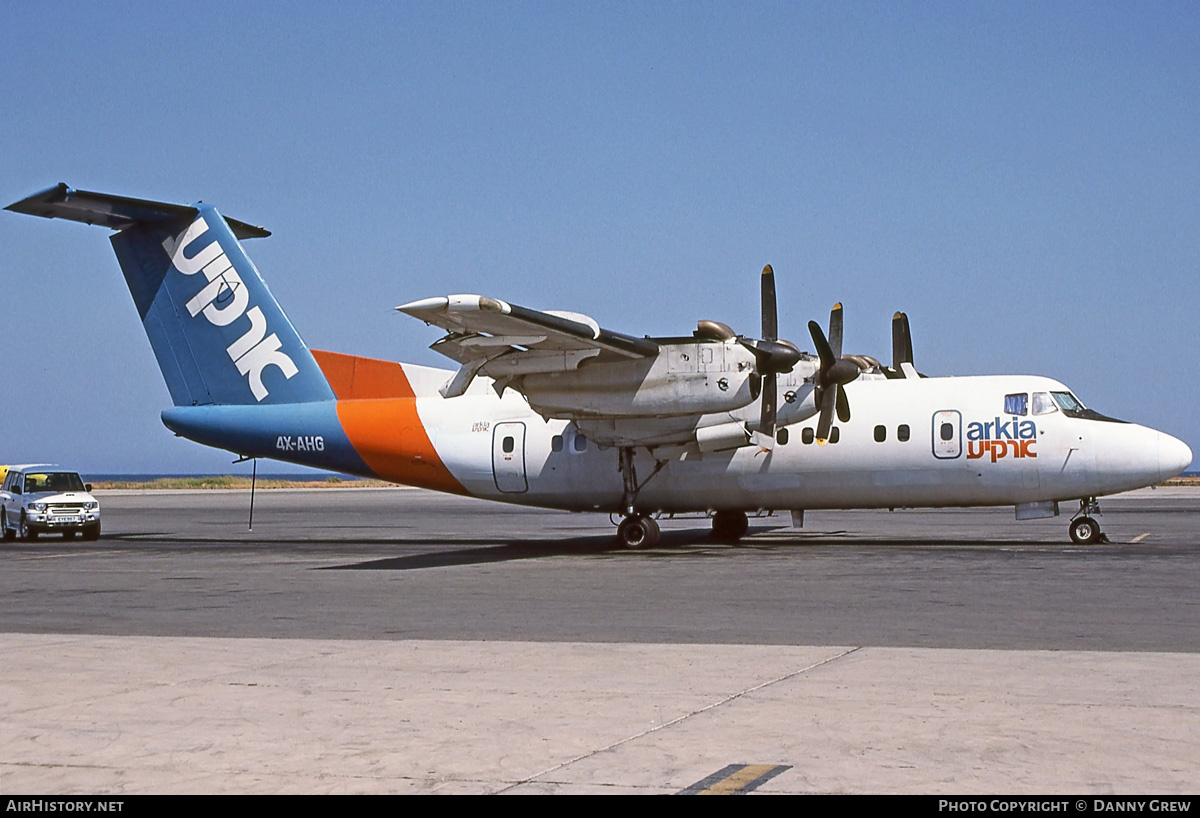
[1069, 497, 1108, 544]
[711, 510, 749, 542]
[614, 447, 668, 549]
[611, 447, 751, 548]
[617, 514, 660, 549]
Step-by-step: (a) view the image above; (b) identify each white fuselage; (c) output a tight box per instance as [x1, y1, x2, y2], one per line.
[414, 370, 1192, 514]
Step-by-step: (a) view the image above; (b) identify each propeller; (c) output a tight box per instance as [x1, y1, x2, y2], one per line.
[887, 310, 924, 378]
[808, 304, 861, 443]
[738, 265, 802, 439]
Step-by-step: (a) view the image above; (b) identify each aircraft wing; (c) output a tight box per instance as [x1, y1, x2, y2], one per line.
[397, 295, 659, 397]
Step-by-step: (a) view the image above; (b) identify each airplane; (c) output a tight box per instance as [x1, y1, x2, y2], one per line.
[6, 183, 1192, 548]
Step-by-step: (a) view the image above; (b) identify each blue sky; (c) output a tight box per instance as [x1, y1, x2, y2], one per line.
[2, 1, 1197, 473]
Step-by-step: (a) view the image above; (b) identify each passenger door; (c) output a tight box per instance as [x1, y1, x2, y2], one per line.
[492, 422, 528, 493]
[932, 410, 962, 459]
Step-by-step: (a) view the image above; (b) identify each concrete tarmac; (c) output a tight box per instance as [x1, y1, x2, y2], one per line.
[3, 487, 1199, 793]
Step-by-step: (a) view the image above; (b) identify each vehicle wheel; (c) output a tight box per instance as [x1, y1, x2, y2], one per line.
[1, 512, 13, 541]
[711, 510, 749, 542]
[617, 515, 659, 549]
[19, 513, 37, 542]
[83, 523, 100, 541]
[1069, 516, 1102, 545]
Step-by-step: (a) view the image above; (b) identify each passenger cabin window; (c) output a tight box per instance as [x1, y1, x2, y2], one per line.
[573, 433, 588, 452]
[829, 427, 840, 444]
[551, 435, 564, 452]
[897, 424, 910, 442]
[502, 436, 515, 454]
[1004, 393, 1028, 416]
[940, 422, 954, 442]
[874, 425, 886, 443]
[802, 427, 815, 445]
[1032, 392, 1057, 415]
[777, 428, 789, 445]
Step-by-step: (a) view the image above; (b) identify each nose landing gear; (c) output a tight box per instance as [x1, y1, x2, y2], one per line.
[1069, 498, 1108, 544]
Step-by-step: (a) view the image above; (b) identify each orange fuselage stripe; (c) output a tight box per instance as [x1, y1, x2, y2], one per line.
[312, 350, 466, 495]
[312, 349, 417, 400]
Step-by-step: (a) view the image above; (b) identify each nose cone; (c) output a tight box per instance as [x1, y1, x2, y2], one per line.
[1159, 433, 1193, 482]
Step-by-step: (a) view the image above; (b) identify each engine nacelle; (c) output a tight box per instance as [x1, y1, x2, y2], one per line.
[519, 340, 758, 419]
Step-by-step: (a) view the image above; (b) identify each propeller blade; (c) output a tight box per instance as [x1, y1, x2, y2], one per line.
[815, 386, 837, 443]
[761, 265, 777, 342]
[760, 371, 777, 435]
[828, 302, 844, 359]
[835, 382, 851, 423]
[808, 320, 835, 371]
[892, 311, 913, 369]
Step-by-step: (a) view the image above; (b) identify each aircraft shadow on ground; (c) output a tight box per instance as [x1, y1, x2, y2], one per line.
[316, 527, 1070, 571]
[321, 529, 716, 570]
[95, 528, 1086, 572]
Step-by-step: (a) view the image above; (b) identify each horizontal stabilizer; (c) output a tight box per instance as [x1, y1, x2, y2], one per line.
[6, 183, 270, 239]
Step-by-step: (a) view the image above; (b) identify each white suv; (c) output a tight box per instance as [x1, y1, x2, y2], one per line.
[1, 465, 101, 541]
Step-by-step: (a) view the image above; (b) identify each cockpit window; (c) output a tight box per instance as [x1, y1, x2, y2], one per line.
[1047, 391, 1128, 423]
[1004, 393, 1028, 416]
[1051, 391, 1085, 413]
[1032, 392, 1057, 415]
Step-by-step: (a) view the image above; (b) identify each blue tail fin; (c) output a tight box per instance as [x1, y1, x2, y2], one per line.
[7, 184, 334, 407]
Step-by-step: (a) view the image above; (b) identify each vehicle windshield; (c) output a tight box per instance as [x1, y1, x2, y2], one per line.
[23, 472, 85, 493]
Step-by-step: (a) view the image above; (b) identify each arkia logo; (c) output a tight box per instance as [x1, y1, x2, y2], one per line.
[162, 216, 298, 401]
[966, 417, 1038, 462]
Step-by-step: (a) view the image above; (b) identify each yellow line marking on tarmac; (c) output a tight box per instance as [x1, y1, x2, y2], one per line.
[689, 764, 789, 795]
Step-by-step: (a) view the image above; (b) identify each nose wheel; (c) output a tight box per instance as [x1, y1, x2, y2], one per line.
[1069, 498, 1108, 544]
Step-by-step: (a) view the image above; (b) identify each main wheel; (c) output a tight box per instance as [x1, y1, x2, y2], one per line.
[1069, 516, 1102, 545]
[19, 513, 37, 542]
[617, 515, 660, 549]
[711, 510, 749, 542]
[1, 512, 13, 541]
